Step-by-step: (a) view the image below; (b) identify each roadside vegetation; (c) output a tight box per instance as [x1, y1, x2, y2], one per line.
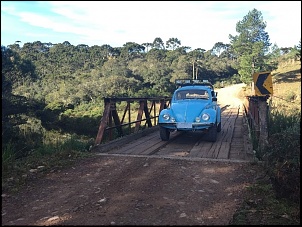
[231, 58, 300, 225]
[2, 7, 300, 224]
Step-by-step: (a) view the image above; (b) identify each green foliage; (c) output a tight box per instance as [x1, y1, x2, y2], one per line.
[262, 108, 300, 202]
[241, 60, 301, 221]
[2, 134, 92, 193]
[2, 142, 16, 174]
[231, 181, 300, 225]
[264, 133, 300, 202]
[166, 38, 181, 50]
[230, 8, 271, 84]
[58, 115, 99, 137]
[267, 108, 300, 135]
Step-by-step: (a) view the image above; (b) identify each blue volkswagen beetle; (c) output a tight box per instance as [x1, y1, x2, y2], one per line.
[158, 79, 221, 142]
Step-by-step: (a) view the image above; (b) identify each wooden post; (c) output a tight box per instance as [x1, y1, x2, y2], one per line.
[258, 97, 269, 151]
[135, 100, 145, 132]
[95, 99, 111, 145]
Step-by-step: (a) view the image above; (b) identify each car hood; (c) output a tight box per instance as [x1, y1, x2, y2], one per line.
[171, 101, 210, 122]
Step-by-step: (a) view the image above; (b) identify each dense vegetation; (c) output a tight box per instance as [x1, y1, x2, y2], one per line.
[1, 8, 301, 222]
[232, 59, 300, 224]
[242, 59, 301, 204]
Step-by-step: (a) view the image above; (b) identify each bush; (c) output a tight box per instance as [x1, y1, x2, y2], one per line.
[263, 109, 300, 202]
[265, 132, 300, 202]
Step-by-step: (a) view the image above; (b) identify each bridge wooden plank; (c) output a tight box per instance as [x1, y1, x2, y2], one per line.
[198, 141, 219, 158]
[210, 140, 223, 158]
[106, 130, 182, 155]
[221, 114, 236, 142]
[189, 140, 213, 158]
[189, 107, 235, 159]
[107, 133, 159, 154]
[229, 148, 245, 160]
[138, 131, 181, 155]
[217, 142, 230, 159]
[132, 137, 162, 155]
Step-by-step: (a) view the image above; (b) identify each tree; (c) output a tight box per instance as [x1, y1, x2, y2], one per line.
[188, 48, 205, 60]
[120, 42, 145, 60]
[1, 45, 37, 90]
[2, 46, 14, 97]
[152, 37, 165, 50]
[166, 38, 181, 50]
[211, 42, 230, 57]
[267, 43, 281, 67]
[229, 8, 271, 84]
[297, 40, 301, 73]
[141, 43, 152, 52]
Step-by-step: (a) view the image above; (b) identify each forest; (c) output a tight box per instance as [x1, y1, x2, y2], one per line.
[1, 8, 301, 158]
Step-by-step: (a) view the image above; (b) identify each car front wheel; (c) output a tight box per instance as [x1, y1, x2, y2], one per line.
[204, 125, 218, 142]
[160, 126, 170, 141]
[217, 122, 221, 132]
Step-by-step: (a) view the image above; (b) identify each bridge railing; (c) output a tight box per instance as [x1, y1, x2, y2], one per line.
[242, 95, 269, 151]
[94, 97, 171, 145]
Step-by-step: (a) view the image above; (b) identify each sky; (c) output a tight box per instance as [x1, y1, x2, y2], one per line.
[1, 1, 301, 51]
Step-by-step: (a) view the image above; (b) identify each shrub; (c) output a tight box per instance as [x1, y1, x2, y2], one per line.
[263, 109, 300, 202]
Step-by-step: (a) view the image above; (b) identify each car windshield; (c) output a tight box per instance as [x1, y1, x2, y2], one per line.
[176, 89, 209, 100]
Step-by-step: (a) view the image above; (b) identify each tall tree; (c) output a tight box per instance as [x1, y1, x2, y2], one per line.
[166, 38, 181, 50]
[152, 37, 165, 50]
[297, 40, 301, 73]
[99, 44, 114, 59]
[120, 42, 145, 60]
[229, 8, 271, 84]
[211, 42, 230, 57]
[141, 43, 152, 52]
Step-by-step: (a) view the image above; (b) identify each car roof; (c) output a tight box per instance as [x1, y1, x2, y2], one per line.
[175, 79, 214, 90]
[176, 85, 212, 91]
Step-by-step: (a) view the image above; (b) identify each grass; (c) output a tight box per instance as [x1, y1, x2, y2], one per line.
[231, 176, 300, 225]
[2, 137, 94, 194]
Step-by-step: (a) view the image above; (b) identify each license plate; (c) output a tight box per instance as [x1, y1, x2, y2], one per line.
[177, 122, 192, 128]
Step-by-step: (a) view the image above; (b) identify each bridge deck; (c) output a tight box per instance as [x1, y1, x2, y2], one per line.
[93, 105, 254, 162]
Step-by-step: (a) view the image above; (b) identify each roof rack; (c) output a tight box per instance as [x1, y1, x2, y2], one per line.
[175, 79, 214, 89]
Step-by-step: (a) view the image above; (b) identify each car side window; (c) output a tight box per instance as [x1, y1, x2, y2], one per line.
[177, 91, 186, 100]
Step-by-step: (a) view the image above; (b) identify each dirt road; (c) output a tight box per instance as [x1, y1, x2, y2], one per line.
[216, 83, 246, 108]
[2, 83, 263, 226]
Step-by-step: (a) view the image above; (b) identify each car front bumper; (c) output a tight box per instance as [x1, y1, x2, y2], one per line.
[159, 122, 214, 131]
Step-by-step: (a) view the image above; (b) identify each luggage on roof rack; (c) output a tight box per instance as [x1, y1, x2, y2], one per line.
[175, 79, 214, 90]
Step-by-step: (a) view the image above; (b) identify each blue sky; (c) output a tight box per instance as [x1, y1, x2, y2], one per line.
[1, 1, 301, 51]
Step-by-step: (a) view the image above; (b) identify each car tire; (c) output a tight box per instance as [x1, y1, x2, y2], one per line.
[204, 125, 217, 142]
[217, 122, 221, 132]
[160, 126, 170, 141]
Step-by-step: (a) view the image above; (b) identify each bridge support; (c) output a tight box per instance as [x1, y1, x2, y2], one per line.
[94, 97, 171, 146]
[243, 95, 269, 153]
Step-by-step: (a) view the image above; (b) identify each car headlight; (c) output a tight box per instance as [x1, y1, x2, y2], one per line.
[195, 117, 201, 122]
[201, 113, 210, 121]
[163, 114, 170, 120]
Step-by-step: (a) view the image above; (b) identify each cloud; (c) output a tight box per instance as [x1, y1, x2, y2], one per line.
[1, 1, 301, 49]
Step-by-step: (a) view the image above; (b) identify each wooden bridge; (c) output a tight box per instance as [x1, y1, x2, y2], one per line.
[92, 98, 255, 162]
